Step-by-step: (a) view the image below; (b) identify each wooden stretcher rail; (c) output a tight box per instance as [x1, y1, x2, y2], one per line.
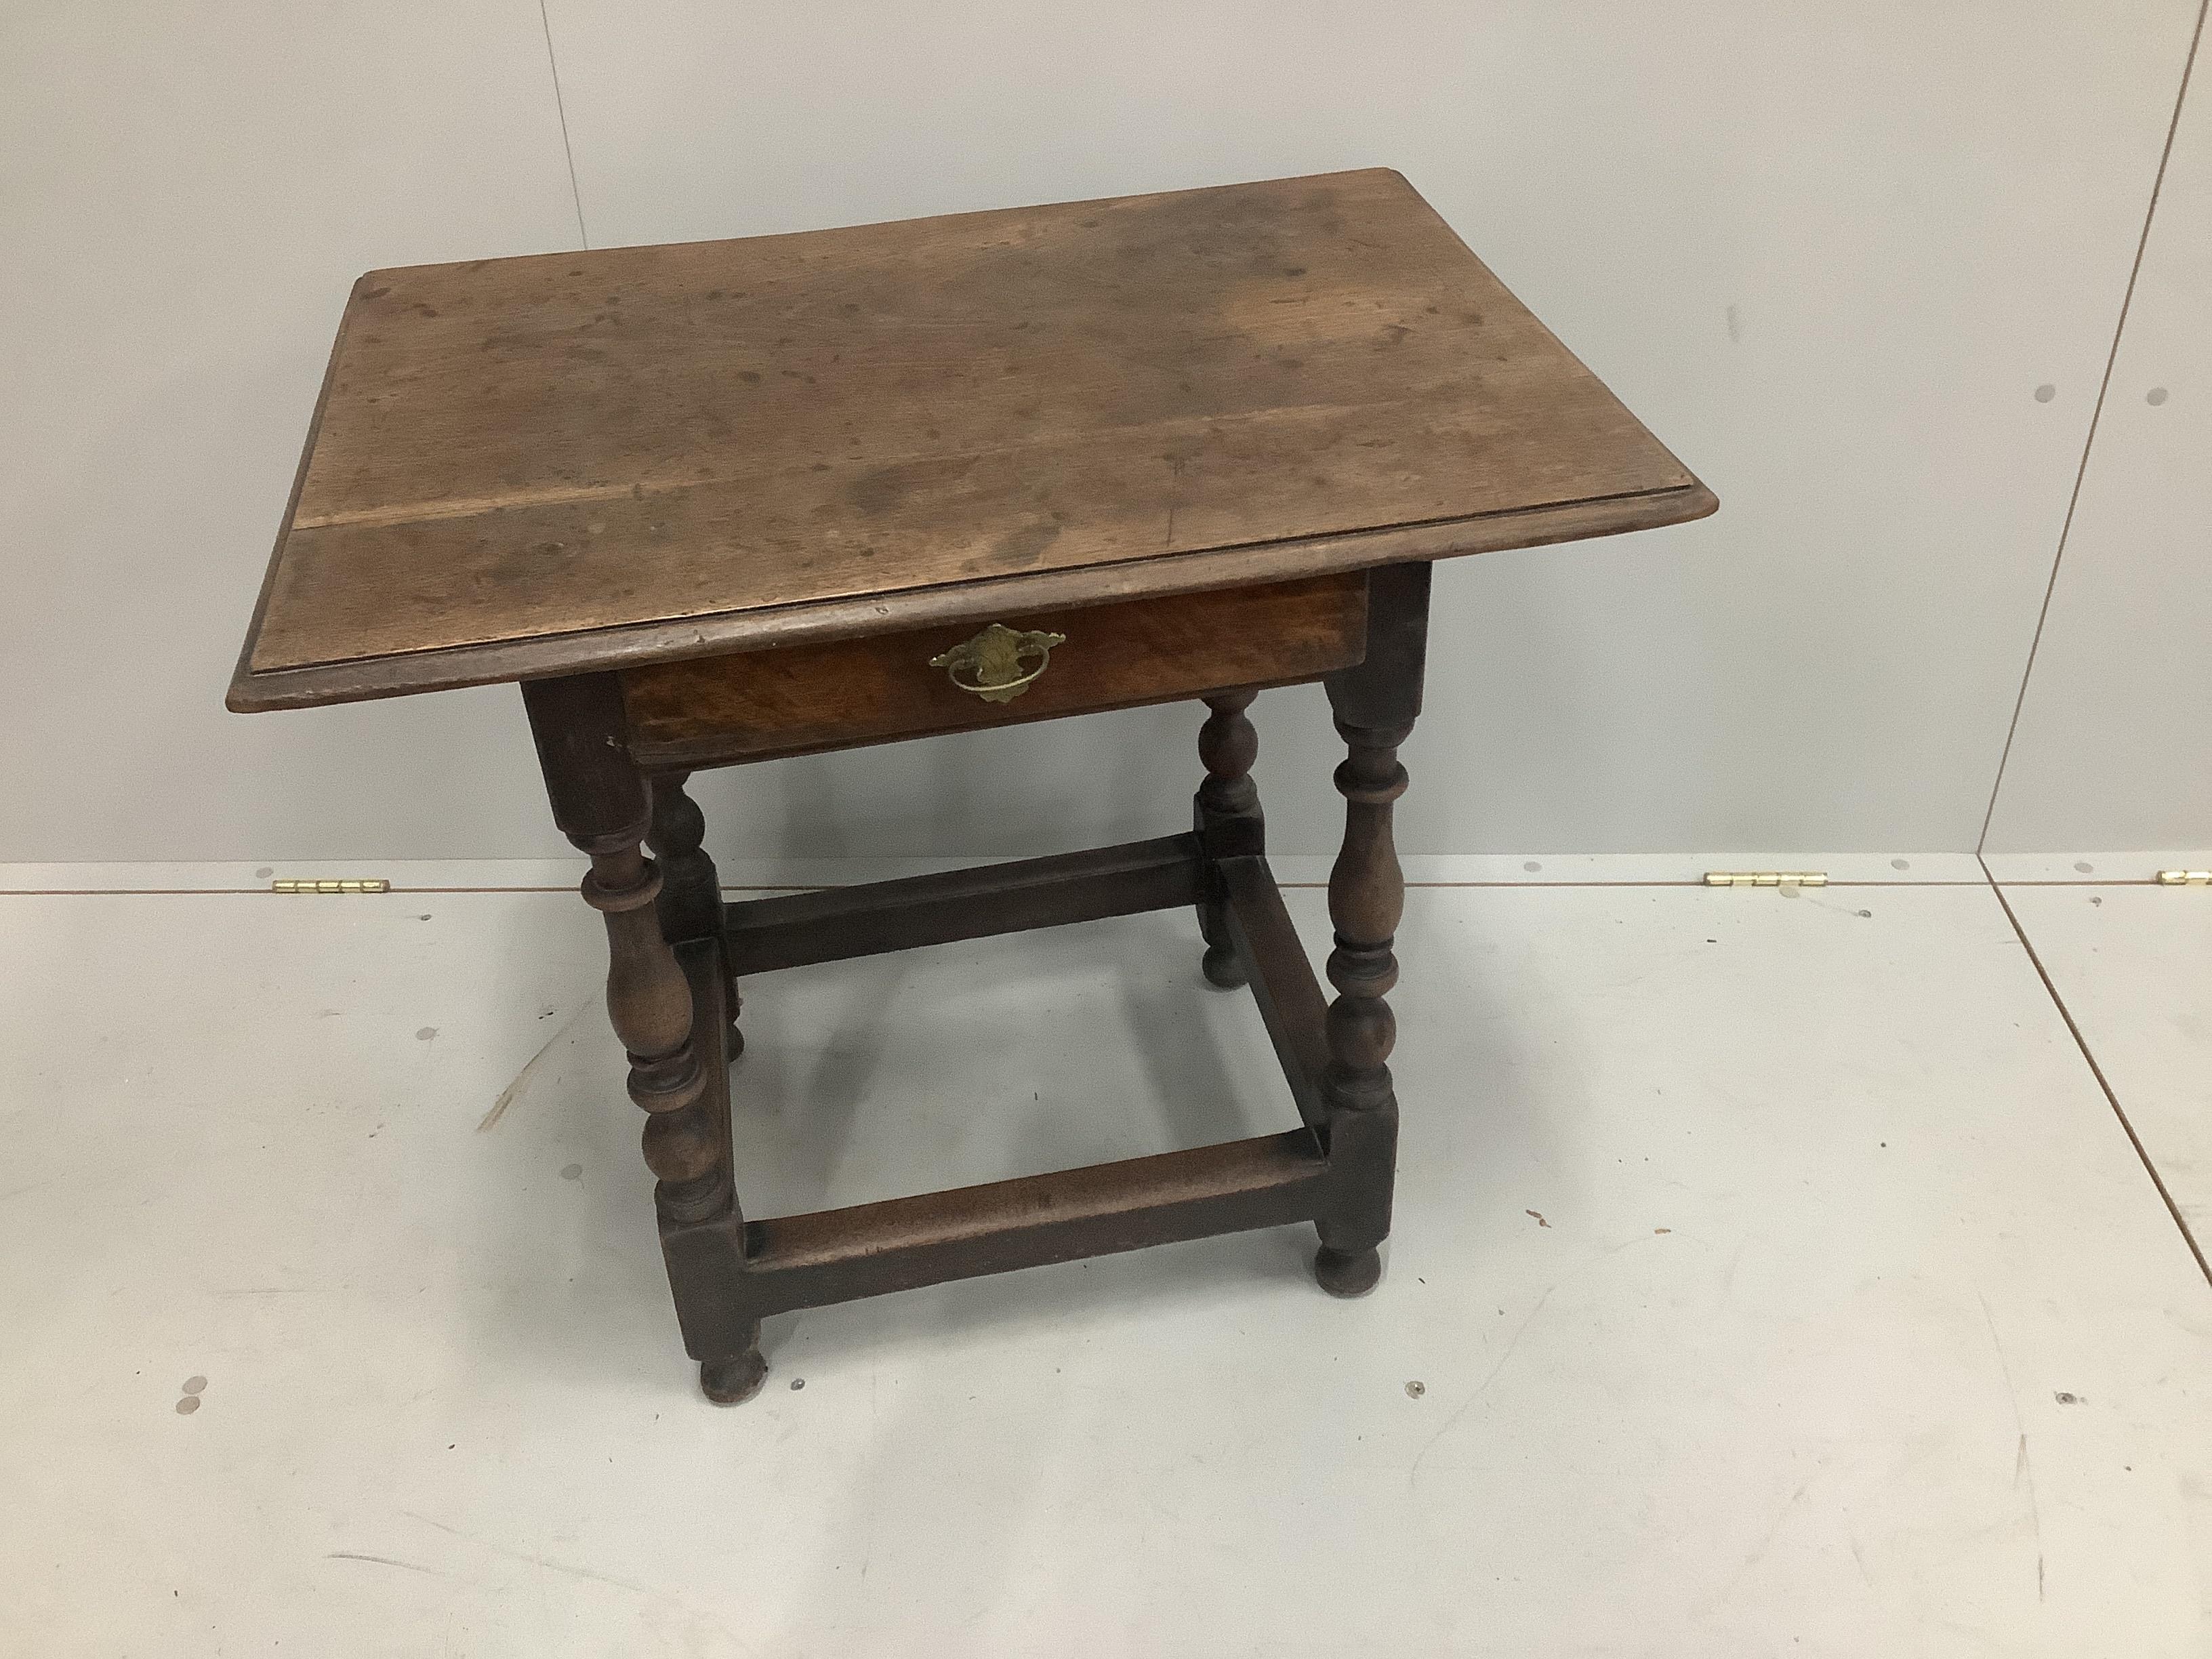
[739, 1131, 1331, 1315]
[1220, 855, 1334, 1135]
[722, 833, 1205, 974]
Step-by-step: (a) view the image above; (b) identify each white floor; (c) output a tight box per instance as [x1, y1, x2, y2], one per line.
[1, 860, 2207, 1656]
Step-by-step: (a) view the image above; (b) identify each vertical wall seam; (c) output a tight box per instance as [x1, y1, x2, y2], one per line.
[1975, 0, 2207, 852]
[537, 0, 590, 249]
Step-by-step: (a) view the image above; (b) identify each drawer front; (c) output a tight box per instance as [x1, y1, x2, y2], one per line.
[620, 572, 1368, 769]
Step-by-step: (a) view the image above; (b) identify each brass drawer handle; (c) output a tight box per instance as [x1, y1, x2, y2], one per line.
[928, 623, 1067, 703]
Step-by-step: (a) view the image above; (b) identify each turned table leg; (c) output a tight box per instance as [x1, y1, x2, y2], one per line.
[1314, 564, 1431, 1297]
[1193, 689, 1263, 988]
[523, 675, 765, 1403]
[649, 771, 742, 1062]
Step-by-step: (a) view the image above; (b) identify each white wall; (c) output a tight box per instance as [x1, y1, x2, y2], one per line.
[1, 3, 583, 863]
[1984, 23, 2212, 854]
[1, 3, 2202, 863]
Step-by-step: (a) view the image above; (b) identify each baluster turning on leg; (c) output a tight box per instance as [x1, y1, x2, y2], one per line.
[523, 676, 763, 1403]
[649, 771, 742, 1063]
[1193, 689, 1263, 988]
[1314, 562, 1430, 1298]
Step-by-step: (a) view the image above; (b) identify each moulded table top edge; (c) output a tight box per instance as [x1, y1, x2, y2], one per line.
[225, 480, 1715, 711]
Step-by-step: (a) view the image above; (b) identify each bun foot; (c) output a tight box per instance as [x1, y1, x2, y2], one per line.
[700, 1347, 767, 1405]
[1313, 1244, 1382, 1298]
[726, 1023, 745, 1063]
[1200, 945, 1248, 989]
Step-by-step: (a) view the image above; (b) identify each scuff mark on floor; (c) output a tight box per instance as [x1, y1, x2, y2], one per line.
[2016, 1433, 2047, 1601]
[1410, 1233, 1664, 1490]
[478, 1001, 590, 1132]
[211, 1286, 318, 1296]
[400, 1509, 657, 1597]
[1980, 1292, 2047, 1601]
[1408, 1280, 1560, 1487]
[327, 1551, 445, 1577]
[1717, 1471, 1818, 1603]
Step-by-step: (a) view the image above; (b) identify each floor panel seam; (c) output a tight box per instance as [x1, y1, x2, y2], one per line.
[1980, 854, 2212, 1288]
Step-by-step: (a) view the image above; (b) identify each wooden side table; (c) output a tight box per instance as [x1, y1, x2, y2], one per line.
[230, 169, 1713, 1403]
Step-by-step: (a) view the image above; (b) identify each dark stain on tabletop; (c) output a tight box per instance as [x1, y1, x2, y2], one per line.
[991, 520, 1063, 569]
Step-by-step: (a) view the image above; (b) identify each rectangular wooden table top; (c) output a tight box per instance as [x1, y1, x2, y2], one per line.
[228, 168, 1713, 711]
